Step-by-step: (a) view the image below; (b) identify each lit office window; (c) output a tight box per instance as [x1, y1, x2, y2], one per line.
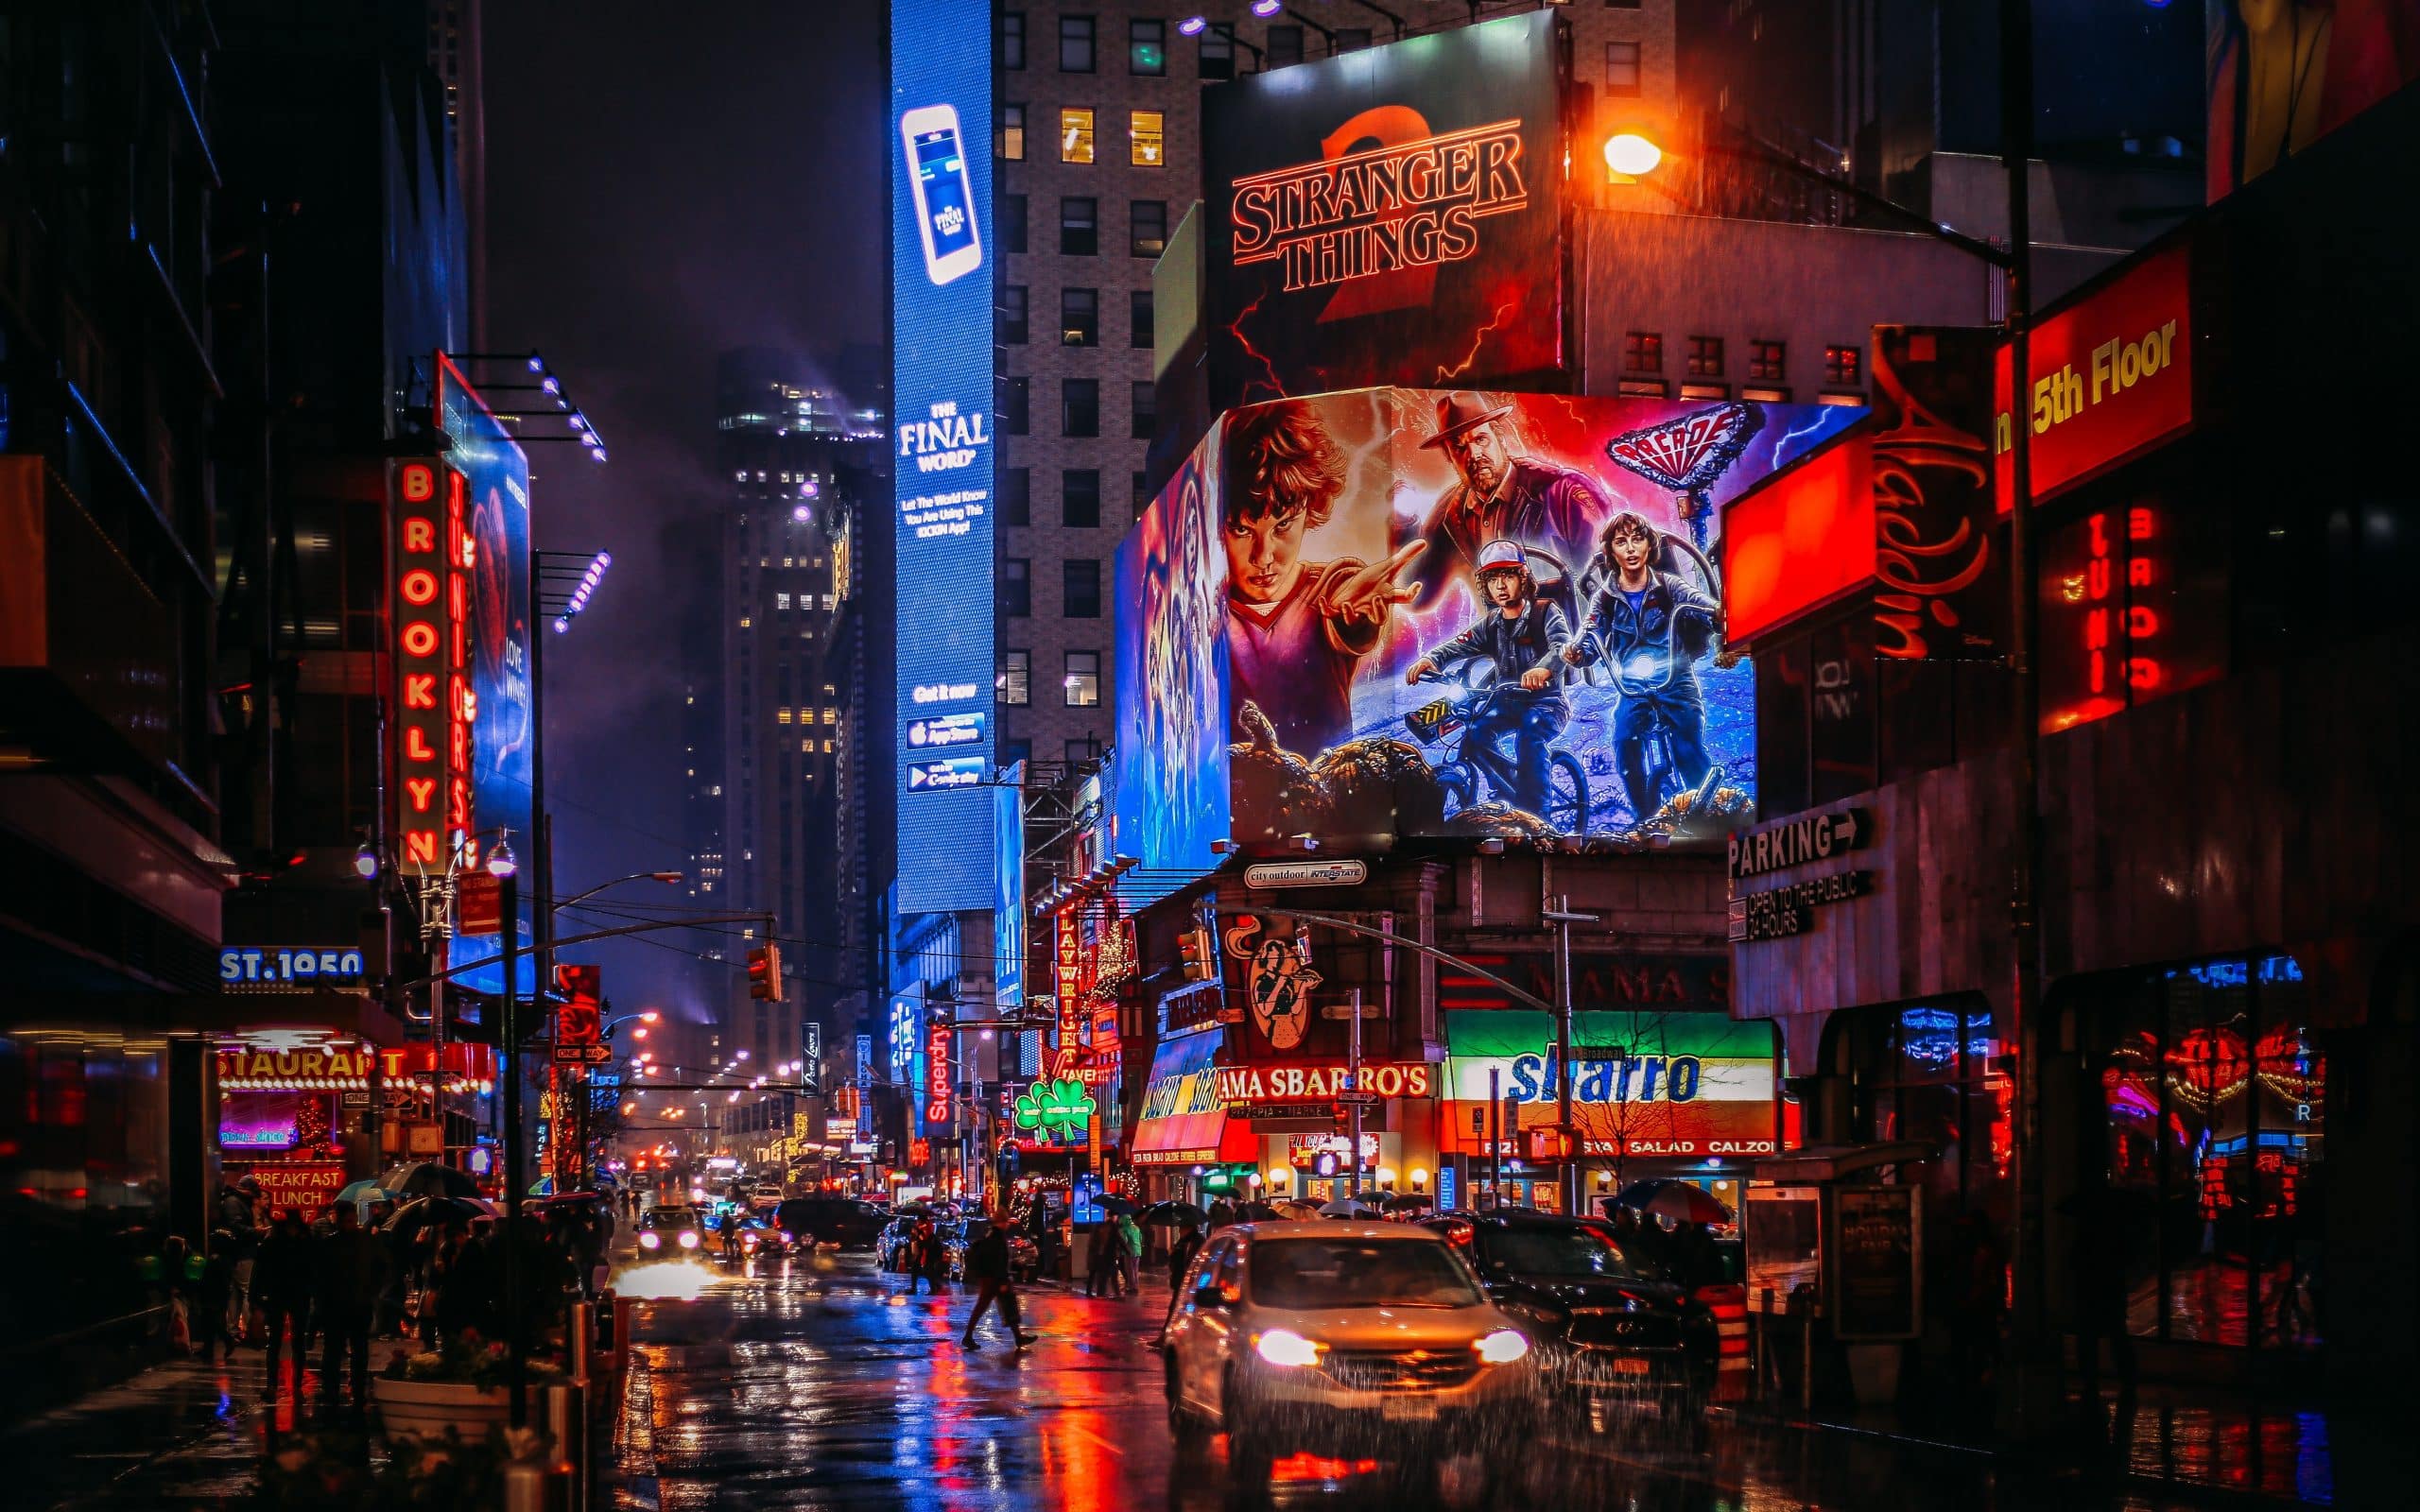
[1000, 649, 1031, 706]
[1063, 650, 1102, 707]
[1130, 110, 1164, 167]
[1061, 107, 1096, 164]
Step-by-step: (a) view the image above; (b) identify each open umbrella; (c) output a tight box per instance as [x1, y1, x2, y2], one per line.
[1097, 1194, 1140, 1217]
[1271, 1199, 1322, 1221]
[1138, 1200, 1206, 1228]
[383, 1161, 483, 1201]
[384, 1194, 487, 1237]
[1230, 1200, 1280, 1222]
[1381, 1192, 1435, 1213]
[1317, 1199, 1383, 1219]
[1610, 1179, 1733, 1228]
[335, 1179, 394, 1214]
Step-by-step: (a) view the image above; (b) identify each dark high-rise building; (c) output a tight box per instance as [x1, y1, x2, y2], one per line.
[0, 0, 474, 1414]
[705, 349, 886, 1098]
[1675, 0, 2204, 249]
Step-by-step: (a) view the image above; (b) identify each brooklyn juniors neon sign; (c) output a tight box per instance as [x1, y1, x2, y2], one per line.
[1229, 118, 1528, 294]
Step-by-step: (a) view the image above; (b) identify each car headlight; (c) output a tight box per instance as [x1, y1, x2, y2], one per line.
[1475, 1330, 1531, 1365]
[678, 1230, 700, 1250]
[779, 1231, 795, 1244]
[1254, 1330, 1324, 1368]
[638, 1231, 660, 1250]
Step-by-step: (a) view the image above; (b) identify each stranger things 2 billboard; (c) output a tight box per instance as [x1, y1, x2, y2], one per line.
[1202, 10, 1567, 414]
[1110, 387, 1861, 876]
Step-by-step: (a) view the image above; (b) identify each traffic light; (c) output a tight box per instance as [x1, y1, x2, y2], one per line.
[1177, 925, 1216, 981]
[747, 942, 784, 1002]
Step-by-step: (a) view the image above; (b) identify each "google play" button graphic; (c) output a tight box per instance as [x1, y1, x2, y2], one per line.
[908, 756, 985, 791]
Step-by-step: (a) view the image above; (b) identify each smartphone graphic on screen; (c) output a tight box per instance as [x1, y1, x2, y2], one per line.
[901, 105, 982, 286]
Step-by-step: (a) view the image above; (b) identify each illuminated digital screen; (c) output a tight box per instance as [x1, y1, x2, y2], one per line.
[891, 0, 995, 914]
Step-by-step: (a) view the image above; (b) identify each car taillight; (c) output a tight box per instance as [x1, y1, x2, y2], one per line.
[742, 1231, 759, 1248]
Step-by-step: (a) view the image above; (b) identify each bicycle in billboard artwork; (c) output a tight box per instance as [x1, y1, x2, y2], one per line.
[1116, 387, 1861, 868]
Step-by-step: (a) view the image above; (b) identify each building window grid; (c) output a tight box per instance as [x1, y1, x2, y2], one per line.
[1062, 469, 1101, 528]
[1060, 107, 1096, 163]
[1623, 331, 1662, 373]
[1605, 41, 1642, 95]
[999, 284, 1028, 345]
[1000, 11, 1025, 69]
[1063, 378, 1099, 437]
[1061, 197, 1098, 256]
[1063, 558, 1102, 618]
[1000, 103, 1027, 161]
[1060, 15, 1095, 73]
[1000, 648, 1031, 705]
[1130, 18, 1167, 76]
[1686, 335, 1725, 377]
[1825, 345, 1863, 386]
[1063, 649, 1102, 707]
[1061, 286, 1098, 347]
[1749, 339, 1787, 382]
[1130, 110, 1164, 167]
[1130, 288, 1154, 349]
[1131, 199, 1167, 258]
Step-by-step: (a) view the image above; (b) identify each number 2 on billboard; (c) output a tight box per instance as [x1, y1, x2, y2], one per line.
[901, 104, 982, 286]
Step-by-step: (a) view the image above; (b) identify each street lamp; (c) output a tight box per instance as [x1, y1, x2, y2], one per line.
[558, 871, 683, 911]
[1602, 131, 1664, 181]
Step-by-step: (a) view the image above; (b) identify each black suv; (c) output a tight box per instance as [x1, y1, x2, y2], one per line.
[774, 1196, 888, 1250]
[1426, 1211, 1694, 1400]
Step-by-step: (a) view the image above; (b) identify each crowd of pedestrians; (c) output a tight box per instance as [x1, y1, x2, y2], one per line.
[184, 1175, 616, 1418]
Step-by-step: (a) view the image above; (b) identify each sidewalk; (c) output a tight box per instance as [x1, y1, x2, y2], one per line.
[1712, 1379, 2401, 1508]
[0, 1350, 273, 1510]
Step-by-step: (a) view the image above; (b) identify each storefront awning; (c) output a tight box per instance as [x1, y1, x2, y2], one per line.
[1130, 1031, 1253, 1165]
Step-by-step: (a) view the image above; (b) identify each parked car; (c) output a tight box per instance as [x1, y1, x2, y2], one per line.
[1161, 1222, 1538, 1486]
[774, 1196, 889, 1250]
[1426, 1211, 1696, 1400]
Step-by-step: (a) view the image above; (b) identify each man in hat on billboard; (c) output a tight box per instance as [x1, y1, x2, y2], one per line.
[1404, 540, 1572, 817]
[1221, 401, 1426, 756]
[1406, 391, 1605, 610]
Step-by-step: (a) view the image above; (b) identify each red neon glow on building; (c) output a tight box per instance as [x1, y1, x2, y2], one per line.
[389, 458, 474, 876]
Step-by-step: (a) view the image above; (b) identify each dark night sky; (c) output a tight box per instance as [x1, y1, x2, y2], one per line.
[482, 2, 884, 1017]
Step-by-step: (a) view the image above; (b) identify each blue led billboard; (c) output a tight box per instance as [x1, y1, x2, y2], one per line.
[891, 0, 995, 915]
[994, 762, 1026, 1009]
[437, 354, 535, 995]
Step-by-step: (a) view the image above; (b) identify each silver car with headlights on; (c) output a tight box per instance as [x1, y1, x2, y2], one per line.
[1161, 1222, 1540, 1484]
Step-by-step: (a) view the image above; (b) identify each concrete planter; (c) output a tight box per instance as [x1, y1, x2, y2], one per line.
[371, 1377, 510, 1445]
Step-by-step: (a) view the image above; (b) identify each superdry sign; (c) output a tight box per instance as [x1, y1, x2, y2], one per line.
[1203, 10, 1565, 411]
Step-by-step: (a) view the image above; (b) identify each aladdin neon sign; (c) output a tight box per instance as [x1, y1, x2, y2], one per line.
[1229, 118, 1527, 295]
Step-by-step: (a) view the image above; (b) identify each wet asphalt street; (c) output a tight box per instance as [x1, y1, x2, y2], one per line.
[600, 1250, 2216, 1512]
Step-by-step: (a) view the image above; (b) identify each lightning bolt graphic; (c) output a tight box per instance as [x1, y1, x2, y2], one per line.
[1225, 289, 1287, 403]
[1433, 301, 1518, 385]
[1771, 412, 1837, 469]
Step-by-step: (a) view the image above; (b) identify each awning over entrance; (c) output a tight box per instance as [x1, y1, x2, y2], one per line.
[1130, 1030, 1251, 1165]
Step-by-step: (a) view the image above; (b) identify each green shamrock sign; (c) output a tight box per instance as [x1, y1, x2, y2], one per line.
[1013, 1078, 1095, 1143]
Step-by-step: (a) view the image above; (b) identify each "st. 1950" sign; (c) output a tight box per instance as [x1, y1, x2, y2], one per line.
[219, 947, 367, 988]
